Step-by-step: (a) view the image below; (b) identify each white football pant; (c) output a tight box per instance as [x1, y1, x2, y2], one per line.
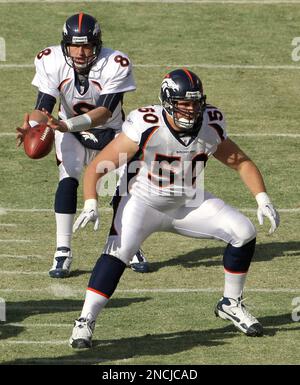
[103, 192, 256, 265]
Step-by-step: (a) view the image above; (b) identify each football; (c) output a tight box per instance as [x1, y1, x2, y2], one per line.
[23, 123, 54, 159]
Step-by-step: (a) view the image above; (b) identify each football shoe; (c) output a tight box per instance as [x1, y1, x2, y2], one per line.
[214, 296, 263, 337]
[69, 317, 95, 349]
[49, 247, 72, 278]
[129, 249, 149, 273]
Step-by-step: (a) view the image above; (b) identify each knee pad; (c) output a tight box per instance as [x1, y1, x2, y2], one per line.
[88, 254, 126, 298]
[223, 238, 256, 273]
[54, 177, 79, 214]
[233, 217, 256, 248]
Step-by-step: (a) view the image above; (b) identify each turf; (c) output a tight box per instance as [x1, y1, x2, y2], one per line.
[0, 0, 299, 365]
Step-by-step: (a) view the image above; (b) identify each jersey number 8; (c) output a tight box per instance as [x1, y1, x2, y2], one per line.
[114, 55, 130, 67]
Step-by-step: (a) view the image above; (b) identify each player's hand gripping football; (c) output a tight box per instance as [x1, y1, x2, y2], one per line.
[42, 108, 68, 132]
[256, 192, 280, 234]
[16, 113, 31, 147]
[73, 199, 100, 233]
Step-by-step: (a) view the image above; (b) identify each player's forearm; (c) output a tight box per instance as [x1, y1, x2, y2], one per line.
[83, 162, 103, 201]
[87, 107, 112, 127]
[63, 107, 111, 132]
[237, 160, 267, 197]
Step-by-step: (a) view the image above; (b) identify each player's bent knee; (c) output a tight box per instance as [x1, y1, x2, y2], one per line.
[115, 253, 132, 266]
[232, 217, 256, 248]
[107, 248, 136, 266]
[102, 238, 139, 266]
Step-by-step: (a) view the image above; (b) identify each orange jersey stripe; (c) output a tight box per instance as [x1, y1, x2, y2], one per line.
[91, 80, 102, 91]
[58, 78, 71, 92]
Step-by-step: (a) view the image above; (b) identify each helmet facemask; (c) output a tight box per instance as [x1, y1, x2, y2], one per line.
[161, 93, 206, 132]
[63, 42, 101, 73]
[61, 13, 102, 73]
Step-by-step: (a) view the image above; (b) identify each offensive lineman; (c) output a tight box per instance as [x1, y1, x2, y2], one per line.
[68, 68, 280, 349]
[16, 13, 149, 278]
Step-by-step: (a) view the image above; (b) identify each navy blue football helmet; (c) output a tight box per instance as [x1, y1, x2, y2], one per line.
[61, 13, 102, 72]
[160, 68, 206, 131]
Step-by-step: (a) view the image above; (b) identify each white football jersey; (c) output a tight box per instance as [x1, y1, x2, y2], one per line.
[31, 45, 136, 132]
[119, 104, 227, 211]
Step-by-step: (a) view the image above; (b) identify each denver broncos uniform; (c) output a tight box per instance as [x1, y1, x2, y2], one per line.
[32, 45, 136, 180]
[102, 104, 256, 264]
[119, 104, 226, 209]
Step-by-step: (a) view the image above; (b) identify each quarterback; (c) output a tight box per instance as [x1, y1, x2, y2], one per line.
[69, 68, 280, 348]
[16, 13, 149, 277]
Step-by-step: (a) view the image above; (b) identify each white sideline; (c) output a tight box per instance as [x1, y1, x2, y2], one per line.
[1, 63, 300, 70]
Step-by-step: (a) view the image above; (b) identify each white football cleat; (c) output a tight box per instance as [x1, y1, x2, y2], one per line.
[214, 296, 263, 337]
[69, 317, 95, 349]
[49, 247, 72, 278]
[129, 249, 149, 273]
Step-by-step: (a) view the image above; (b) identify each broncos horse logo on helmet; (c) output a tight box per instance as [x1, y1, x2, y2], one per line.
[161, 78, 180, 98]
[160, 68, 207, 131]
[61, 13, 102, 72]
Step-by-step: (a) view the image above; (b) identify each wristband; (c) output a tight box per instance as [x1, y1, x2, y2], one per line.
[83, 198, 98, 211]
[255, 192, 271, 206]
[65, 114, 92, 132]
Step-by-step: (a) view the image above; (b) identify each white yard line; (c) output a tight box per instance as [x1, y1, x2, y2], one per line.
[136, 64, 300, 70]
[119, 288, 300, 293]
[0, 208, 54, 213]
[0, 254, 46, 259]
[241, 208, 300, 213]
[230, 133, 300, 138]
[0, 288, 81, 292]
[0, 239, 32, 243]
[0, 64, 34, 69]
[1, 63, 300, 70]
[0, 207, 111, 213]
[2, 323, 71, 327]
[1, 207, 299, 213]
[0, 287, 299, 293]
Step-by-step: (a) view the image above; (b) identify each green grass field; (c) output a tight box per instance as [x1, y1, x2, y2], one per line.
[0, 0, 299, 365]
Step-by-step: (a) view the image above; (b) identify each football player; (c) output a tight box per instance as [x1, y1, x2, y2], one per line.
[16, 13, 149, 277]
[68, 68, 280, 349]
